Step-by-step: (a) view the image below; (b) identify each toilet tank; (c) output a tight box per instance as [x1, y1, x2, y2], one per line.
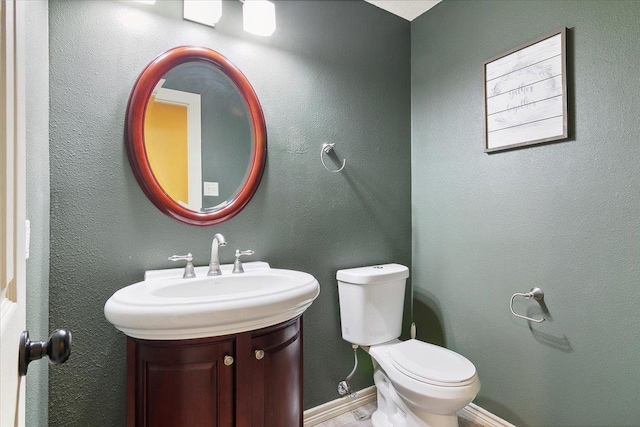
[336, 264, 409, 346]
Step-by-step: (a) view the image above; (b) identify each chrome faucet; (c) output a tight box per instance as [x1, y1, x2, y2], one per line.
[207, 233, 227, 276]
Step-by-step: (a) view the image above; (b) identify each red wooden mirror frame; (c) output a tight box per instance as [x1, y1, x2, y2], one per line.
[125, 46, 267, 226]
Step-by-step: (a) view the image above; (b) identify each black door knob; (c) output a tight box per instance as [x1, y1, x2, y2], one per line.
[19, 329, 72, 376]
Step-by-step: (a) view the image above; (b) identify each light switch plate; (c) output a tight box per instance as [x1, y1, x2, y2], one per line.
[204, 182, 219, 197]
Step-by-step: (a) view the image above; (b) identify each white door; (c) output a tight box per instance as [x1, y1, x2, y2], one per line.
[0, 0, 27, 426]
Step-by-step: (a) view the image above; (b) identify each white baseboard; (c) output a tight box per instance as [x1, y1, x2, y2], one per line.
[458, 403, 516, 427]
[303, 386, 515, 427]
[303, 386, 377, 427]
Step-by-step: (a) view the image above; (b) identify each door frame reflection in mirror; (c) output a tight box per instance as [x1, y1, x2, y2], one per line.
[126, 46, 267, 226]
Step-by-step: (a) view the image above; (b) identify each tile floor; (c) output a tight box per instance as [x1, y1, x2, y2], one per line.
[315, 402, 481, 427]
[315, 403, 376, 427]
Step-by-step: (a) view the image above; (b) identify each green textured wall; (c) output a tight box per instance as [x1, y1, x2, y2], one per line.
[411, 1, 640, 425]
[48, 1, 410, 425]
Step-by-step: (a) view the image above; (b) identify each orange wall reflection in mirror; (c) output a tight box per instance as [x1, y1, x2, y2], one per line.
[144, 96, 189, 205]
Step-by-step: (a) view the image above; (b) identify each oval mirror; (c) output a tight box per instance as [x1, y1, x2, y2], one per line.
[126, 46, 266, 226]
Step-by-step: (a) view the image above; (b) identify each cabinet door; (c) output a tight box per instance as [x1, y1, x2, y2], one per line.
[128, 337, 235, 427]
[244, 317, 303, 427]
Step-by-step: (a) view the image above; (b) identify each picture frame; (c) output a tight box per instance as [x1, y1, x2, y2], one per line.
[483, 28, 568, 153]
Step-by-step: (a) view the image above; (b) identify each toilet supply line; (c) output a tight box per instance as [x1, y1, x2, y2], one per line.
[410, 277, 416, 339]
[337, 344, 359, 398]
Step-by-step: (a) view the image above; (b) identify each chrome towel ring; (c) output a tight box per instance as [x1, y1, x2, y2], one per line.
[510, 287, 545, 323]
[321, 143, 346, 173]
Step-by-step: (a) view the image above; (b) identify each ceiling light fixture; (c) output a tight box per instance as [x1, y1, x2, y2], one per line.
[179, 0, 276, 37]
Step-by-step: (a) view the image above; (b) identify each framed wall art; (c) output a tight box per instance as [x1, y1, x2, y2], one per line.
[483, 28, 568, 153]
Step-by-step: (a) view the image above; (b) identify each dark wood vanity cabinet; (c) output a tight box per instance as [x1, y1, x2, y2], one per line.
[236, 316, 302, 427]
[127, 335, 235, 427]
[127, 317, 303, 427]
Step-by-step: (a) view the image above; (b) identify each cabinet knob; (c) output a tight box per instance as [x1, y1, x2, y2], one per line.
[255, 349, 264, 360]
[223, 355, 234, 366]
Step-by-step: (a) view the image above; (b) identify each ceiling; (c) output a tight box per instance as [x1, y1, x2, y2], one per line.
[364, 0, 441, 21]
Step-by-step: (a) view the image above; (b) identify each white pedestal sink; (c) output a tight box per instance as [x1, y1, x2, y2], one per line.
[104, 262, 320, 340]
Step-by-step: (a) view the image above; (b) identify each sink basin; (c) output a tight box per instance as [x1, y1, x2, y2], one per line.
[104, 262, 320, 340]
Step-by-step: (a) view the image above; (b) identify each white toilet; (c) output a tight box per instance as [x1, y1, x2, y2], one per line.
[337, 264, 480, 427]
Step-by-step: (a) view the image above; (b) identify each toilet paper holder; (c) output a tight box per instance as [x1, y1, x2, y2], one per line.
[509, 287, 545, 323]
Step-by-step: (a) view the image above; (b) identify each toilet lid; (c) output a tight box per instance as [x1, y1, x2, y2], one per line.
[388, 340, 477, 386]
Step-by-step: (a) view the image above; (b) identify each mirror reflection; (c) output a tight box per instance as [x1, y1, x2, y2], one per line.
[144, 62, 252, 212]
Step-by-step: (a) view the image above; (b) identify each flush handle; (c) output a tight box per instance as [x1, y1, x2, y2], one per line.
[19, 329, 72, 376]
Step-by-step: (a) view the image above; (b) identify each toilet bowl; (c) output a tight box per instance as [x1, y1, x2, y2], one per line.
[336, 264, 480, 427]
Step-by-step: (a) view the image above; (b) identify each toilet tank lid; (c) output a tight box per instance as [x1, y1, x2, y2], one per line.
[336, 263, 409, 285]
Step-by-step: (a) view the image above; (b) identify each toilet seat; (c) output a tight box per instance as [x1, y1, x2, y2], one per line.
[387, 339, 477, 387]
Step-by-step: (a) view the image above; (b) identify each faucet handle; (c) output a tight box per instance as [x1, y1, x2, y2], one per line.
[168, 253, 196, 278]
[235, 249, 254, 257]
[233, 250, 254, 274]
